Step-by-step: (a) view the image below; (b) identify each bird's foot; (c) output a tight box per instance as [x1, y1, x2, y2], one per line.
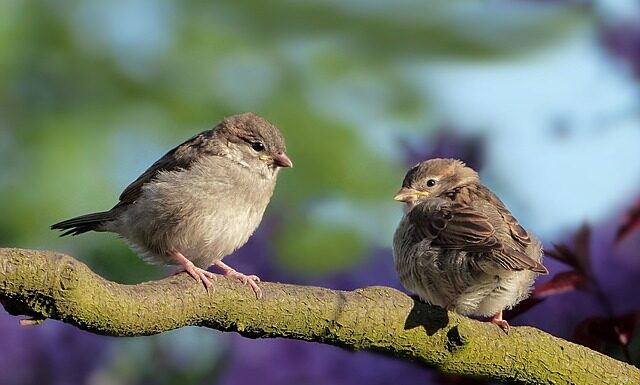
[213, 260, 262, 299]
[171, 251, 216, 290]
[490, 310, 510, 334]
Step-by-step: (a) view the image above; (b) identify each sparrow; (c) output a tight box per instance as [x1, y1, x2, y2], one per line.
[392, 158, 547, 332]
[52, 112, 292, 298]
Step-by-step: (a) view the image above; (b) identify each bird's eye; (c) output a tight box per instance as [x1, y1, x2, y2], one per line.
[426, 179, 437, 187]
[251, 142, 265, 152]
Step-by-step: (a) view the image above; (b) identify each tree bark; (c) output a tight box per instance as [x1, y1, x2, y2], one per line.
[0, 247, 637, 385]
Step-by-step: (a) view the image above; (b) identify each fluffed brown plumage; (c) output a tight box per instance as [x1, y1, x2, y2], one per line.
[392, 158, 547, 332]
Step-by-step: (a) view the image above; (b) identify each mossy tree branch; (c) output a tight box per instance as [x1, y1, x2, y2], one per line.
[0, 248, 637, 384]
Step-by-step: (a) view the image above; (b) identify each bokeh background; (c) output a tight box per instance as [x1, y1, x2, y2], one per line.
[2, 1, 640, 384]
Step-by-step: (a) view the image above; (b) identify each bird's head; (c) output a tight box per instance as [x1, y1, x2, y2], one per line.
[217, 112, 293, 176]
[393, 158, 479, 209]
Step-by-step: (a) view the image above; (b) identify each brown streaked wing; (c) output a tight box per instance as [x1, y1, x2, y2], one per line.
[501, 209, 531, 246]
[493, 247, 548, 273]
[410, 198, 546, 273]
[114, 130, 219, 208]
[409, 199, 498, 250]
[476, 185, 531, 247]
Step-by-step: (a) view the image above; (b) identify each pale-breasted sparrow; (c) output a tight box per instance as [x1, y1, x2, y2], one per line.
[52, 112, 292, 298]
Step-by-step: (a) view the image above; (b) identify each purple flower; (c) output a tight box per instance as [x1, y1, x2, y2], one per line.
[402, 128, 485, 171]
[513, 214, 640, 355]
[0, 310, 108, 385]
[221, 337, 432, 385]
[601, 18, 640, 79]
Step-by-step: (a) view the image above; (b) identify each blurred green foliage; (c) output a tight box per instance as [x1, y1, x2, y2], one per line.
[0, 1, 585, 278]
[0, 1, 598, 384]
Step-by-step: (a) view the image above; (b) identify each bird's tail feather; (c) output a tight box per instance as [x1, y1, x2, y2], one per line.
[51, 211, 115, 236]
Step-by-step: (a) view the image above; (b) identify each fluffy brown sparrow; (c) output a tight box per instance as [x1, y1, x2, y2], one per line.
[52, 113, 292, 298]
[392, 158, 547, 332]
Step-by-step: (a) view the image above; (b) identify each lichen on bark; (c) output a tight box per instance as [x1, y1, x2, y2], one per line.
[1, 248, 638, 385]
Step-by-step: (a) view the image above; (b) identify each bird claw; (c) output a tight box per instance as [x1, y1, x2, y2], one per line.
[240, 274, 260, 284]
[183, 265, 217, 290]
[224, 270, 263, 299]
[213, 261, 263, 299]
[171, 252, 263, 297]
[171, 251, 216, 290]
[490, 311, 510, 334]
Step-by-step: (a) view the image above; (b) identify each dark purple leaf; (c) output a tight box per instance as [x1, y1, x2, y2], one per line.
[573, 223, 591, 273]
[546, 244, 582, 271]
[546, 224, 592, 274]
[572, 317, 615, 351]
[615, 199, 640, 244]
[573, 312, 640, 351]
[533, 271, 588, 298]
[612, 312, 640, 346]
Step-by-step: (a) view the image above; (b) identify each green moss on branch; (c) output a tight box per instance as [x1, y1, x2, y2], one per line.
[0, 248, 637, 385]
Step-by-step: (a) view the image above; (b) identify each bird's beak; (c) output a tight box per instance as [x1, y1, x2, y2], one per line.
[272, 152, 293, 168]
[393, 187, 427, 202]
